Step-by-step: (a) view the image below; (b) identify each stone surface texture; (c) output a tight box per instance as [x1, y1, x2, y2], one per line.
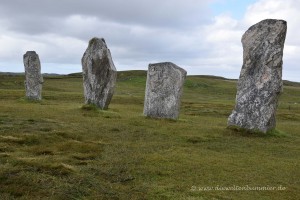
[82, 37, 117, 109]
[143, 62, 187, 119]
[23, 51, 43, 100]
[228, 19, 287, 133]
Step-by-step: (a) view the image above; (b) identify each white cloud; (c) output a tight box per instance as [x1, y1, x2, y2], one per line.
[0, 34, 45, 60]
[197, 14, 243, 77]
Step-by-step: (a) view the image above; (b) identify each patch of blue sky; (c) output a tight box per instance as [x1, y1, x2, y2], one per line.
[210, 0, 257, 19]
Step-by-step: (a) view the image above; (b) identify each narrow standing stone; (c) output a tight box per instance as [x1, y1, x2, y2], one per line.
[23, 51, 43, 100]
[144, 62, 187, 119]
[82, 37, 117, 109]
[228, 19, 287, 133]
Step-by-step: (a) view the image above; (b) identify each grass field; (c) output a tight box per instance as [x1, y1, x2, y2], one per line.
[0, 71, 299, 200]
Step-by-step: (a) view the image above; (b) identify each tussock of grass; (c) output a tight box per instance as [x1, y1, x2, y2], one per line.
[266, 129, 289, 137]
[185, 135, 219, 144]
[13, 158, 77, 176]
[34, 149, 55, 156]
[0, 134, 40, 145]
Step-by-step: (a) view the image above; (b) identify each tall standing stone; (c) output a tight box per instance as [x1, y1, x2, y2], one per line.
[228, 19, 287, 133]
[82, 37, 117, 109]
[144, 62, 187, 119]
[23, 51, 43, 100]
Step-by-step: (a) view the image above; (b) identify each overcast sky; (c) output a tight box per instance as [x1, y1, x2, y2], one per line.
[0, 0, 299, 81]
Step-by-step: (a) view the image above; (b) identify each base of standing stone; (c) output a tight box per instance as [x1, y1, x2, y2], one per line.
[227, 125, 274, 134]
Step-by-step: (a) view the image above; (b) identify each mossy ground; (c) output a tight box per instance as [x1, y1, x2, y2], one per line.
[0, 71, 299, 199]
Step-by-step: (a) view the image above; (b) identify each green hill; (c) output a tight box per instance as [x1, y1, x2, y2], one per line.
[0, 71, 299, 199]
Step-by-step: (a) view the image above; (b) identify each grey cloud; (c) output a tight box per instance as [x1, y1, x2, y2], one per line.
[0, 0, 214, 67]
[0, 0, 212, 34]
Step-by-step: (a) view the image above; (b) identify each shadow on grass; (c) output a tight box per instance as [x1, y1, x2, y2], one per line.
[81, 104, 121, 119]
[81, 104, 99, 111]
[225, 126, 289, 138]
[18, 97, 42, 104]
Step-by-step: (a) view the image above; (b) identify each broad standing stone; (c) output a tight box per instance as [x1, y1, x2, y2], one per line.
[144, 62, 187, 119]
[23, 51, 43, 100]
[82, 37, 117, 109]
[228, 19, 287, 133]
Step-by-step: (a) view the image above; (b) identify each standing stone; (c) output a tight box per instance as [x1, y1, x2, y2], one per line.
[82, 37, 117, 109]
[23, 51, 43, 100]
[228, 19, 287, 133]
[144, 62, 187, 119]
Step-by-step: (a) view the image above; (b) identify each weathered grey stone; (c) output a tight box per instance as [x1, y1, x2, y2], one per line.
[23, 51, 43, 100]
[228, 19, 287, 133]
[82, 37, 117, 109]
[143, 62, 187, 119]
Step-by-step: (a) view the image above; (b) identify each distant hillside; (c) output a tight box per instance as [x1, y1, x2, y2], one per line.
[117, 70, 147, 81]
[188, 75, 236, 81]
[0, 72, 60, 77]
[1, 70, 299, 87]
[0, 72, 24, 76]
[66, 72, 82, 77]
[43, 73, 62, 77]
[66, 70, 148, 81]
[283, 80, 300, 87]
